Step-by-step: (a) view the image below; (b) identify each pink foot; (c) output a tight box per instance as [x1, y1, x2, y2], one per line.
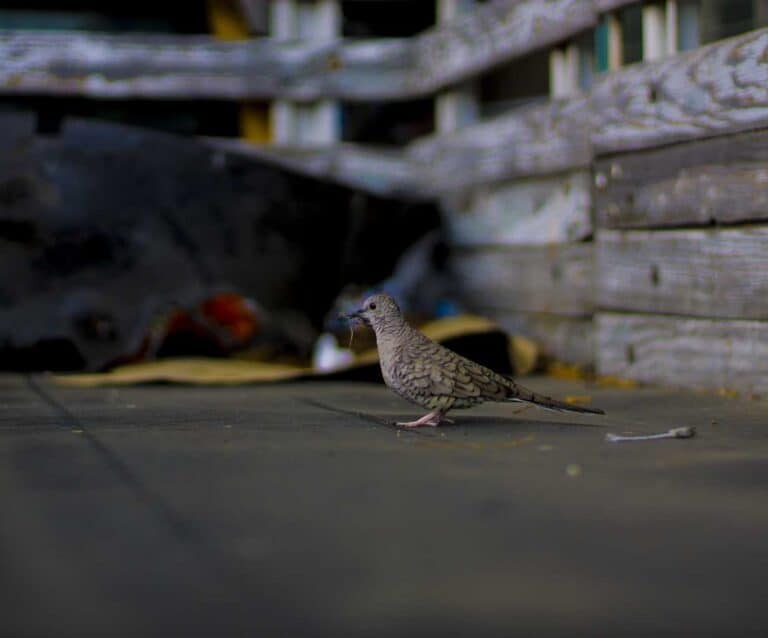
[397, 411, 452, 428]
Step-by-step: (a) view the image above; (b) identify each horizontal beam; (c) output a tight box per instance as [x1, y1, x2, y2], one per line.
[13, 3, 768, 195]
[0, 0, 601, 101]
[0, 31, 414, 100]
[597, 313, 768, 396]
[597, 227, 768, 320]
[490, 311, 594, 366]
[592, 26, 768, 154]
[205, 138, 432, 199]
[206, 25, 768, 196]
[594, 127, 768, 229]
[414, 25, 768, 187]
[451, 243, 594, 316]
[441, 170, 592, 246]
[412, 0, 596, 91]
[410, 96, 592, 189]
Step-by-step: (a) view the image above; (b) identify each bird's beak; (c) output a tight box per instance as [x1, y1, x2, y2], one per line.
[341, 309, 363, 321]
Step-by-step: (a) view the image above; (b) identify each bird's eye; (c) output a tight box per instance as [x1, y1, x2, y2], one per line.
[369, 303, 376, 310]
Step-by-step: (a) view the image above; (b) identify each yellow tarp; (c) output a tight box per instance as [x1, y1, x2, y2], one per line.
[55, 315, 536, 387]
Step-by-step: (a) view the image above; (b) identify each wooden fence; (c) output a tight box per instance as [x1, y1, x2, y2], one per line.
[3, 0, 767, 395]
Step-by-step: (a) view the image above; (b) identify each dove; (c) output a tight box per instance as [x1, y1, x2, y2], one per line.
[345, 293, 604, 427]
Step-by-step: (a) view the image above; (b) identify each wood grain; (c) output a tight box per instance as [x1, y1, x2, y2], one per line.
[452, 243, 594, 316]
[204, 138, 432, 199]
[597, 227, 768, 319]
[0, 31, 415, 100]
[442, 170, 592, 246]
[594, 128, 768, 228]
[418, 27, 768, 186]
[411, 96, 592, 189]
[492, 311, 594, 366]
[592, 27, 768, 154]
[597, 313, 768, 395]
[0, 1, 597, 101]
[413, 0, 596, 90]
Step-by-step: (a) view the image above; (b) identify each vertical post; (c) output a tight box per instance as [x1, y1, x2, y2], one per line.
[237, 0, 270, 35]
[665, 0, 678, 54]
[270, 0, 297, 145]
[576, 34, 594, 91]
[435, 0, 478, 134]
[595, 13, 623, 73]
[642, 1, 667, 61]
[677, 0, 700, 51]
[298, 0, 341, 145]
[269, 0, 340, 146]
[270, 0, 296, 38]
[209, 0, 270, 143]
[208, 0, 251, 38]
[549, 43, 579, 97]
[549, 47, 565, 97]
[756, 0, 768, 28]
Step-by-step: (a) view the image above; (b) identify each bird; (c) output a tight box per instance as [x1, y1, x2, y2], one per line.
[345, 293, 604, 427]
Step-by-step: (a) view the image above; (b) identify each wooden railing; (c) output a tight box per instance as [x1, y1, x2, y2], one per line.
[3, 0, 767, 394]
[0, 0, 599, 101]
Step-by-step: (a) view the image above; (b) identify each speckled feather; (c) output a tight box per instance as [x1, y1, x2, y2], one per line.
[353, 293, 604, 418]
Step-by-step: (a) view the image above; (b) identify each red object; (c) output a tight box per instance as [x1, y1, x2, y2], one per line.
[199, 293, 261, 343]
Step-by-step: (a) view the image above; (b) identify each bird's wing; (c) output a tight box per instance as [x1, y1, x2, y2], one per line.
[395, 328, 606, 415]
[405, 334, 509, 401]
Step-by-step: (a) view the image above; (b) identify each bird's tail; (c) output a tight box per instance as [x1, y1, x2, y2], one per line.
[506, 381, 605, 415]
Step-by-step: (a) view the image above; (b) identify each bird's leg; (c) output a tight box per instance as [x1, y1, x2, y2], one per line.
[397, 410, 452, 428]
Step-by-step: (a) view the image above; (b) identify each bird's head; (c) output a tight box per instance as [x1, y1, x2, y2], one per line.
[343, 293, 403, 332]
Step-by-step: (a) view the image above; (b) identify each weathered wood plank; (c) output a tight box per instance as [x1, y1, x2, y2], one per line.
[0, 31, 415, 100]
[597, 227, 768, 319]
[492, 311, 594, 366]
[597, 313, 768, 395]
[0, 0, 597, 101]
[415, 24, 768, 188]
[411, 96, 592, 189]
[204, 138, 432, 199]
[441, 170, 592, 246]
[594, 128, 768, 228]
[592, 27, 768, 154]
[452, 243, 594, 316]
[412, 0, 596, 91]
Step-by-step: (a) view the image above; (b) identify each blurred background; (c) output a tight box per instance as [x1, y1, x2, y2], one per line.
[1, 0, 767, 396]
[3, 4, 768, 636]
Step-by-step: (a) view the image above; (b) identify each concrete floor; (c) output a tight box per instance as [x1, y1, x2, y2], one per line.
[1, 373, 767, 637]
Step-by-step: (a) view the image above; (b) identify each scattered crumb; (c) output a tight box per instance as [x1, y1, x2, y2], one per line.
[565, 464, 582, 478]
[546, 362, 637, 389]
[595, 375, 638, 389]
[564, 395, 593, 406]
[538, 444, 553, 452]
[547, 362, 588, 381]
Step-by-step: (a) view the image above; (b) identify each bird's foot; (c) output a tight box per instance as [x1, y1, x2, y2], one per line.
[397, 411, 452, 428]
